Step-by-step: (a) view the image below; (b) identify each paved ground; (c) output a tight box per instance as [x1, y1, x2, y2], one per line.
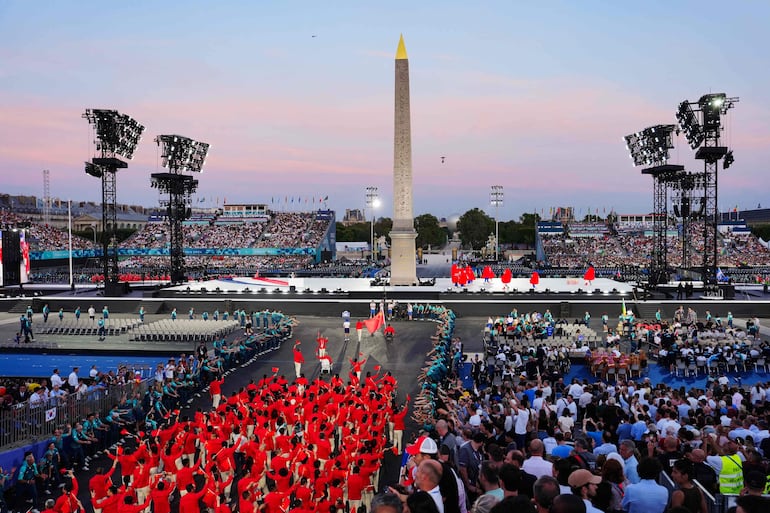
[0, 310, 489, 511]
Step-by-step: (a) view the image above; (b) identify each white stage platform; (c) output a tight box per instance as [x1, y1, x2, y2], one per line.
[170, 276, 635, 294]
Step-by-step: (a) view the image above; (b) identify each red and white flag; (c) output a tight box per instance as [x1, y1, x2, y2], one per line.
[364, 311, 385, 334]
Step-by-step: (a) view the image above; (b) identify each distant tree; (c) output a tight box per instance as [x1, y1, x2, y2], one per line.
[335, 222, 351, 242]
[752, 224, 770, 241]
[414, 214, 445, 249]
[457, 208, 494, 249]
[374, 217, 392, 243]
[519, 213, 541, 227]
[335, 222, 370, 242]
[498, 220, 517, 245]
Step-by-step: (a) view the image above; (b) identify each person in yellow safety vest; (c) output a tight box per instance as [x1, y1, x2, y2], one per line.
[704, 437, 745, 495]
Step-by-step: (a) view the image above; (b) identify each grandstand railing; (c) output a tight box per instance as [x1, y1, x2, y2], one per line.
[0, 379, 152, 450]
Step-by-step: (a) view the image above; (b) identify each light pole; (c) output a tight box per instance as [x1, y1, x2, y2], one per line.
[490, 185, 504, 261]
[366, 186, 380, 262]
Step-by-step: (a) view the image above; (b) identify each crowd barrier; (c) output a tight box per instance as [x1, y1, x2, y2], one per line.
[0, 379, 152, 451]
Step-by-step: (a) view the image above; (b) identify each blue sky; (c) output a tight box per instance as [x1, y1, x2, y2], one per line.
[1, 1, 768, 221]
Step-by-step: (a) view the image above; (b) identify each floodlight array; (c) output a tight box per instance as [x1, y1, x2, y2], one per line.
[83, 109, 145, 159]
[676, 101, 703, 150]
[155, 134, 210, 173]
[699, 93, 728, 133]
[150, 173, 199, 194]
[624, 124, 676, 167]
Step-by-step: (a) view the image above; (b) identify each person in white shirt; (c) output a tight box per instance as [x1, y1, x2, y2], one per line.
[556, 395, 578, 418]
[29, 388, 46, 408]
[568, 469, 604, 513]
[50, 369, 64, 389]
[567, 380, 584, 399]
[415, 459, 445, 513]
[512, 400, 532, 449]
[49, 384, 67, 405]
[732, 390, 744, 408]
[164, 360, 176, 381]
[89, 365, 99, 379]
[558, 410, 575, 434]
[522, 439, 554, 479]
[67, 367, 80, 391]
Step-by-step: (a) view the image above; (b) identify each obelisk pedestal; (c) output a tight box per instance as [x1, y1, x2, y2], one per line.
[390, 35, 418, 286]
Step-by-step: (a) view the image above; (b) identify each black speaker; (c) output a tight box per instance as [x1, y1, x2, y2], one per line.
[320, 250, 332, 263]
[560, 301, 570, 318]
[719, 284, 735, 300]
[2, 230, 21, 286]
[681, 198, 690, 217]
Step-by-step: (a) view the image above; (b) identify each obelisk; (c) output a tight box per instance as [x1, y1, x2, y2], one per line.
[390, 34, 418, 286]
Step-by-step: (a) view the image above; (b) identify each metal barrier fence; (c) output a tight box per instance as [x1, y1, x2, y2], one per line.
[0, 379, 153, 450]
[663, 472, 765, 513]
[694, 479, 720, 513]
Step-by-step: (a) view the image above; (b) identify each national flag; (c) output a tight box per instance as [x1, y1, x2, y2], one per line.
[199, 197, 205, 203]
[45, 407, 56, 422]
[291, 197, 294, 203]
[365, 311, 385, 334]
[621, 298, 627, 317]
[271, 197, 274, 204]
[323, 195, 329, 201]
[716, 268, 729, 282]
[271, 367, 279, 374]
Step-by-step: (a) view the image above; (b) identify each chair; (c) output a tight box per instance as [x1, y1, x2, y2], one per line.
[320, 358, 332, 374]
[755, 357, 767, 373]
[687, 362, 697, 377]
[675, 359, 687, 377]
[617, 364, 628, 381]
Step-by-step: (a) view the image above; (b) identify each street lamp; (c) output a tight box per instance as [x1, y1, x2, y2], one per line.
[490, 185, 504, 261]
[366, 186, 380, 262]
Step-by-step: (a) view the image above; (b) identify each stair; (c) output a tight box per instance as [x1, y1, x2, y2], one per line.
[8, 300, 28, 314]
[136, 302, 164, 314]
[634, 302, 660, 322]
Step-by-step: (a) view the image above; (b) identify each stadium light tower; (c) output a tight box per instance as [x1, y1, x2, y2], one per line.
[365, 186, 380, 262]
[624, 124, 682, 286]
[676, 93, 738, 285]
[151, 135, 210, 285]
[490, 185, 503, 261]
[83, 109, 144, 296]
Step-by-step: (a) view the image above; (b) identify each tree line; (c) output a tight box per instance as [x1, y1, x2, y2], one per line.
[336, 210, 542, 250]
